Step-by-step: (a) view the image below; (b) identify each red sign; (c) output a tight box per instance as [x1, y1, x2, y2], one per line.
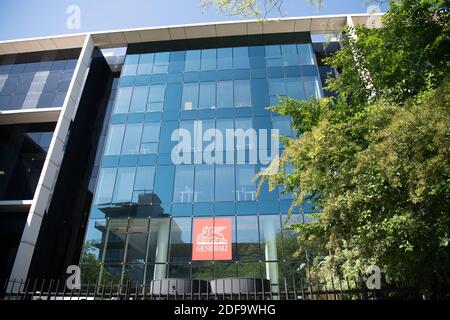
[192, 218, 232, 261]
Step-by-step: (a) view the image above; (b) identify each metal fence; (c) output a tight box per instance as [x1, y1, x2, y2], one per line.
[0, 276, 437, 301]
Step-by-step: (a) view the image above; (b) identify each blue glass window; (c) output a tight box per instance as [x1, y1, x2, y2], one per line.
[182, 82, 199, 110]
[185, 50, 201, 72]
[259, 215, 282, 260]
[236, 215, 259, 261]
[121, 123, 143, 155]
[215, 164, 235, 201]
[129, 86, 148, 113]
[153, 52, 170, 74]
[122, 55, 139, 76]
[141, 122, 160, 154]
[233, 47, 249, 69]
[134, 166, 155, 191]
[297, 44, 315, 65]
[236, 164, 257, 201]
[137, 53, 154, 75]
[304, 76, 321, 99]
[234, 80, 251, 107]
[199, 81, 216, 109]
[173, 165, 195, 203]
[217, 48, 233, 70]
[281, 44, 300, 66]
[285, 77, 305, 100]
[105, 124, 125, 156]
[194, 165, 214, 202]
[201, 49, 216, 71]
[114, 87, 133, 114]
[94, 167, 117, 204]
[112, 167, 136, 203]
[217, 81, 233, 108]
[147, 84, 166, 112]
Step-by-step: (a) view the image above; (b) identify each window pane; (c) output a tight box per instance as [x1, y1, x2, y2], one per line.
[297, 44, 314, 65]
[105, 124, 125, 156]
[194, 165, 214, 202]
[234, 80, 251, 107]
[265, 45, 281, 58]
[126, 233, 148, 264]
[285, 77, 305, 100]
[182, 82, 199, 110]
[121, 123, 143, 155]
[304, 76, 321, 99]
[169, 217, 192, 262]
[215, 164, 235, 201]
[122, 55, 139, 76]
[201, 49, 216, 71]
[147, 218, 170, 263]
[185, 50, 201, 72]
[134, 166, 155, 191]
[104, 219, 128, 264]
[112, 167, 136, 203]
[236, 215, 259, 261]
[114, 87, 132, 114]
[142, 122, 160, 143]
[148, 84, 166, 102]
[94, 168, 117, 204]
[129, 86, 148, 113]
[272, 116, 292, 137]
[233, 47, 249, 69]
[217, 48, 232, 69]
[259, 215, 282, 261]
[137, 53, 154, 75]
[199, 81, 216, 109]
[153, 52, 169, 73]
[217, 81, 233, 108]
[173, 165, 195, 203]
[236, 164, 257, 201]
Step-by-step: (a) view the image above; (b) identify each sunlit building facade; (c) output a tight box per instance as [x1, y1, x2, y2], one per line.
[0, 14, 380, 293]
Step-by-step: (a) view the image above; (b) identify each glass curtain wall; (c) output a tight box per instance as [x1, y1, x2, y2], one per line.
[81, 38, 322, 290]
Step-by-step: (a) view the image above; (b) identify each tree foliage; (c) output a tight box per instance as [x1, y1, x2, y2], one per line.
[257, 0, 450, 295]
[201, 0, 323, 18]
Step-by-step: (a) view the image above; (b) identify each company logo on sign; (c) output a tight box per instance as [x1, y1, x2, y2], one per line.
[192, 218, 232, 261]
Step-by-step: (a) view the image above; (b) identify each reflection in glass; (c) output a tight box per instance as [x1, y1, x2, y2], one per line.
[194, 165, 214, 202]
[137, 53, 154, 75]
[169, 217, 192, 262]
[113, 87, 133, 114]
[215, 164, 235, 202]
[129, 86, 148, 113]
[185, 50, 201, 72]
[201, 49, 216, 71]
[121, 123, 143, 155]
[217, 81, 233, 108]
[112, 167, 136, 203]
[104, 124, 125, 156]
[236, 215, 259, 261]
[236, 164, 256, 201]
[199, 81, 216, 109]
[173, 165, 195, 203]
[94, 168, 117, 205]
[234, 80, 251, 107]
[182, 82, 199, 110]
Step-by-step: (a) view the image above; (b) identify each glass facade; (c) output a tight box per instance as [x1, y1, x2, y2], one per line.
[81, 39, 322, 290]
[0, 50, 79, 111]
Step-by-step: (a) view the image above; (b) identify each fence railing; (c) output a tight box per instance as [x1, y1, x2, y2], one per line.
[0, 276, 437, 301]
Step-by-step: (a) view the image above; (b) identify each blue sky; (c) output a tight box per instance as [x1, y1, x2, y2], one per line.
[0, 0, 389, 41]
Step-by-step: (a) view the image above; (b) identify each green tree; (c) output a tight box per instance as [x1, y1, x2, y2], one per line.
[201, 0, 323, 18]
[256, 0, 450, 296]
